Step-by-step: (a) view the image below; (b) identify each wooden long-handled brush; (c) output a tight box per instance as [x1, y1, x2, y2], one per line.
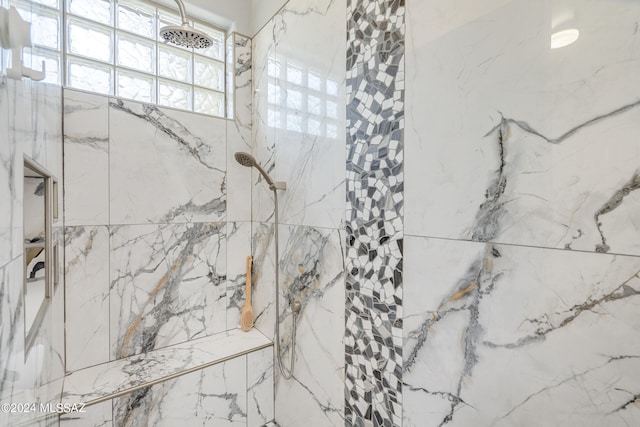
[240, 256, 254, 331]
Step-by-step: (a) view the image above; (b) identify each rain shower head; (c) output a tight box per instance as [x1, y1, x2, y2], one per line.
[234, 151, 277, 188]
[159, 0, 213, 49]
[160, 25, 212, 49]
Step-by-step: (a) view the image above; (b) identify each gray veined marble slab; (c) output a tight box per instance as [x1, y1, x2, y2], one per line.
[110, 222, 227, 359]
[272, 0, 346, 230]
[227, 33, 253, 223]
[63, 90, 109, 226]
[0, 76, 21, 268]
[65, 226, 110, 372]
[109, 98, 227, 225]
[274, 224, 346, 427]
[251, 222, 277, 341]
[251, 18, 277, 225]
[14, 80, 63, 180]
[226, 222, 252, 330]
[62, 328, 271, 406]
[113, 356, 247, 427]
[248, 347, 275, 427]
[403, 236, 640, 427]
[227, 123, 252, 222]
[0, 257, 24, 403]
[1, 262, 64, 423]
[251, 0, 346, 230]
[34, 82, 63, 180]
[405, 0, 640, 256]
[2, 74, 65, 427]
[233, 33, 252, 132]
[59, 399, 112, 426]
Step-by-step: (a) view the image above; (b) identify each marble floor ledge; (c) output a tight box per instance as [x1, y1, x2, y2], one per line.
[61, 328, 272, 407]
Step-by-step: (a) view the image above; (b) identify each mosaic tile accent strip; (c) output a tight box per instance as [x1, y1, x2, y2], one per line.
[345, 1, 405, 426]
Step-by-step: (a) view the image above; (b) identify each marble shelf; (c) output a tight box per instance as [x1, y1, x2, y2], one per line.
[61, 328, 272, 406]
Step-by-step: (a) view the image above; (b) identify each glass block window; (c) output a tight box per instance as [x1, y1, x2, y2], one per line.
[5, 0, 227, 117]
[266, 57, 340, 139]
[65, 0, 227, 116]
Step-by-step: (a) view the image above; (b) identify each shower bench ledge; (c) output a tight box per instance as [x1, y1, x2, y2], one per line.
[61, 328, 272, 407]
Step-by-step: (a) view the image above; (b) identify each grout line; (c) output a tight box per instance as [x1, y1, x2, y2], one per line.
[246, 348, 249, 425]
[252, 0, 291, 40]
[0, 254, 22, 272]
[107, 94, 112, 366]
[403, 234, 640, 259]
[61, 89, 68, 377]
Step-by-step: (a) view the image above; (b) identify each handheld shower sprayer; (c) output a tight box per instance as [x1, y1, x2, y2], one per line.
[234, 152, 286, 191]
[234, 152, 297, 380]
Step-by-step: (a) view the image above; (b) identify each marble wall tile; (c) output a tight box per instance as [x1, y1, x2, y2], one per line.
[403, 235, 640, 426]
[62, 347, 272, 426]
[60, 400, 113, 427]
[402, 3, 640, 424]
[62, 330, 270, 405]
[109, 99, 226, 225]
[0, 77, 21, 267]
[112, 356, 247, 426]
[404, 0, 640, 256]
[1, 252, 63, 425]
[8, 79, 35, 159]
[251, 17, 278, 224]
[110, 222, 227, 359]
[274, 1, 346, 230]
[34, 83, 63, 181]
[274, 225, 345, 427]
[38, 88, 68, 396]
[226, 33, 234, 120]
[65, 226, 110, 372]
[30, 413, 60, 427]
[251, 222, 277, 341]
[63, 90, 109, 226]
[39, 260, 65, 384]
[1, 60, 64, 425]
[226, 221, 252, 329]
[29, 222, 65, 421]
[252, 1, 346, 230]
[227, 124, 253, 222]
[275, 132, 346, 230]
[234, 34, 252, 133]
[252, 1, 350, 426]
[227, 33, 253, 223]
[0, 257, 25, 403]
[15, 81, 63, 180]
[248, 347, 275, 426]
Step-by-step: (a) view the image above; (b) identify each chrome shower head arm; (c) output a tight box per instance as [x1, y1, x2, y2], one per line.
[171, 0, 189, 25]
[158, 0, 212, 49]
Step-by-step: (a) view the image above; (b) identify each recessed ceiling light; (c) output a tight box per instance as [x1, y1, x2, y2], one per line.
[551, 29, 580, 49]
